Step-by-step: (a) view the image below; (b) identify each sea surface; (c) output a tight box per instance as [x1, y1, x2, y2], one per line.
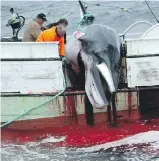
[1, 1, 159, 161]
[1, 1, 159, 37]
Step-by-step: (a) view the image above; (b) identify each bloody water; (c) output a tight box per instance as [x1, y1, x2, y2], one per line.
[2, 120, 159, 148]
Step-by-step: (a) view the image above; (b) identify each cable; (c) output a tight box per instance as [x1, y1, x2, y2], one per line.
[145, 0, 159, 23]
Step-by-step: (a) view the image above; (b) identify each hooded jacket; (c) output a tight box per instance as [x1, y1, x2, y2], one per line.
[47, 22, 67, 44]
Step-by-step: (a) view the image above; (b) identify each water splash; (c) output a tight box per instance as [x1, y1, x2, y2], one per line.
[41, 136, 66, 144]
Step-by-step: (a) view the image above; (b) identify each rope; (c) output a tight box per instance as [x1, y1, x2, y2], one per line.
[145, 0, 159, 23]
[0, 69, 67, 128]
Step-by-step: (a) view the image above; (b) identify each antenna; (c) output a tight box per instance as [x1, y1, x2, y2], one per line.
[145, 0, 159, 23]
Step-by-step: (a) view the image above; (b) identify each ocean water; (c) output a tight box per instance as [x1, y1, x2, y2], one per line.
[1, 1, 159, 160]
[1, 1, 159, 37]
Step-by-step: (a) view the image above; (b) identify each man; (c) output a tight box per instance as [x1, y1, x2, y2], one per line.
[46, 18, 68, 44]
[36, 24, 66, 57]
[23, 13, 47, 42]
[6, 8, 21, 39]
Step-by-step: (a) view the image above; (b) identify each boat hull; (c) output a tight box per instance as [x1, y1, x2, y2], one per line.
[1, 91, 139, 130]
[1, 91, 159, 148]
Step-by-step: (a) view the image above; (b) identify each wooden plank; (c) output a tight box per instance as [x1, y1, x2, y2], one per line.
[127, 57, 159, 87]
[1, 42, 59, 58]
[1, 61, 64, 93]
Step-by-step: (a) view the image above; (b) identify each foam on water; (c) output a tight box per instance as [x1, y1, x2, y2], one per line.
[1, 131, 159, 161]
[41, 136, 66, 144]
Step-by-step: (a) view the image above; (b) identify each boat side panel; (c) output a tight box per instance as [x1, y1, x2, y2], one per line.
[126, 39, 159, 56]
[127, 57, 159, 87]
[1, 92, 138, 123]
[1, 61, 64, 93]
[1, 42, 59, 58]
[1, 109, 140, 130]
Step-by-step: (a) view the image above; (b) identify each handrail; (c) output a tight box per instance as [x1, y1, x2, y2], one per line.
[122, 21, 153, 36]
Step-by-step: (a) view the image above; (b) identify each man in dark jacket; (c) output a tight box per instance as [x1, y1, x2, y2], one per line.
[46, 18, 68, 44]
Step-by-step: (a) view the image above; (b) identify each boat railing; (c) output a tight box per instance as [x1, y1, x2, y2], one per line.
[141, 24, 159, 39]
[120, 21, 153, 42]
[67, 21, 154, 42]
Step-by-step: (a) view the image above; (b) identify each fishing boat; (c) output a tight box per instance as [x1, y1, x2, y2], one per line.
[1, 1, 159, 148]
